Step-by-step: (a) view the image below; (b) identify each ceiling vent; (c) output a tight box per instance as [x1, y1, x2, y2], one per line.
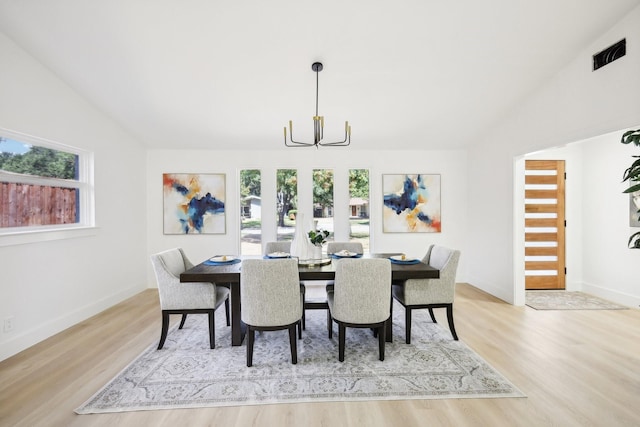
[593, 39, 626, 71]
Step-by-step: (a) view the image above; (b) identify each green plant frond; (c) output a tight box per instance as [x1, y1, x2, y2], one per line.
[622, 159, 640, 181]
[621, 129, 640, 146]
[623, 183, 640, 193]
[628, 231, 640, 249]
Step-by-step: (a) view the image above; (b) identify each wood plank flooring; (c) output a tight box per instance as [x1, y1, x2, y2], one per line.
[1, 284, 639, 427]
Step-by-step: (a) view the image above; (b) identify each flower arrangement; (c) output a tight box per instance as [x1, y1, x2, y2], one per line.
[308, 229, 330, 247]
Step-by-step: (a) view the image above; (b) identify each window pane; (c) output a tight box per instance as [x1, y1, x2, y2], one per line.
[240, 169, 261, 255]
[0, 137, 78, 180]
[1, 134, 85, 230]
[276, 169, 297, 241]
[349, 169, 369, 252]
[313, 169, 333, 241]
[0, 182, 79, 227]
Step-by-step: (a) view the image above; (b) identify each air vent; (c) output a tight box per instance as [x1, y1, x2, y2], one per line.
[593, 39, 626, 71]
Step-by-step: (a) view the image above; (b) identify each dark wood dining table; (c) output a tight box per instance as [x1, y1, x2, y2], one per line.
[180, 253, 439, 346]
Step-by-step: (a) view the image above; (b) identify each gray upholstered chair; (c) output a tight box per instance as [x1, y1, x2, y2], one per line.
[265, 240, 322, 333]
[325, 241, 364, 292]
[327, 241, 364, 256]
[327, 258, 391, 362]
[150, 248, 230, 350]
[391, 245, 461, 343]
[264, 241, 292, 255]
[241, 258, 303, 367]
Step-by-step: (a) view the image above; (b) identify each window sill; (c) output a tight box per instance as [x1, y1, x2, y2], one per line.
[0, 226, 98, 247]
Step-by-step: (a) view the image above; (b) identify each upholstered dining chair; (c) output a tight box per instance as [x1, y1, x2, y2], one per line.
[326, 241, 364, 256]
[264, 241, 304, 335]
[264, 241, 292, 255]
[325, 241, 364, 293]
[150, 248, 230, 350]
[327, 258, 391, 362]
[265, 240, 325, 334]
[391, 245, 461, 343]
[241, 258, 303, 367]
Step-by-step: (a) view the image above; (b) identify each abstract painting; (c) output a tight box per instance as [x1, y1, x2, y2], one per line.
[163, 173, 225, 234]
[383, 174, 441, 233]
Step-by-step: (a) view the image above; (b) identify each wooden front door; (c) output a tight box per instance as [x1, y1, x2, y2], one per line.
[524, 160, 566, 290]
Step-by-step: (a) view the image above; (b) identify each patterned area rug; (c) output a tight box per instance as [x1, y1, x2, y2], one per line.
[76, 303, 524, 414]
[525, 291, 629, 310]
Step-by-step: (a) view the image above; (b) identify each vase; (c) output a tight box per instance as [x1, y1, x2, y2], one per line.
[312, 245, 322, 260]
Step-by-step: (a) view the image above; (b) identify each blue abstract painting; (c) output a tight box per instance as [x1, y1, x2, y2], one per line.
[163, 173, 226, 234]
[383, 174, 441, 233]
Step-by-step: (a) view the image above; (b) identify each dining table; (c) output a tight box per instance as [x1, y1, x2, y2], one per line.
[180, 253, 439, 346]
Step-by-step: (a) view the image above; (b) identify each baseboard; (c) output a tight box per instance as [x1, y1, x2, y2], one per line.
[0, 284, 145, 363]
[465, 275, 514, 305]
[580, 282, 640, 308]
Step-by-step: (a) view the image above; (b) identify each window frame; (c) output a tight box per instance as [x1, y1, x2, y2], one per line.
[0, 128, 95, 246]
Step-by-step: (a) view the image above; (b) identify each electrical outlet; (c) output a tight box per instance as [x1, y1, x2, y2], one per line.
[3, 316, 14, 333]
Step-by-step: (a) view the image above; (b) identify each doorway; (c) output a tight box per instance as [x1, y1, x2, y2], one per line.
[524, 160, 566, 290]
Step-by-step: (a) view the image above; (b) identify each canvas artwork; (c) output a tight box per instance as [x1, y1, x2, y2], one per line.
[383, 174, 441, 233]
[630, 191, 640, 227]
[163, 173, 226, 234]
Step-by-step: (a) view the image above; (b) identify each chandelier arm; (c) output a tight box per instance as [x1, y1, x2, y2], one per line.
[285, 120, 314, 146]
[318, 121, 351, 146]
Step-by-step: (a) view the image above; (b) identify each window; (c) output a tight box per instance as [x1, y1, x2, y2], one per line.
[313, 169, 334, 240]
[0, 129, 94, 237]
[349, 169, 370, 251]
[240, 169, 261, 255]
[276, 169, 297, 241]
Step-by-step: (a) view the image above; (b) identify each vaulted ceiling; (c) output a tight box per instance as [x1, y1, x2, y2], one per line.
[1, 0, 638, 150]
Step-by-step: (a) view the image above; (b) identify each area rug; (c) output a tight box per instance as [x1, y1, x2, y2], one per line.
[525, 291, 629, 310]
[76, 304, 525, 414]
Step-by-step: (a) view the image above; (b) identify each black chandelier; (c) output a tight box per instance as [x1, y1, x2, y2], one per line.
[284, 62, 351, 148]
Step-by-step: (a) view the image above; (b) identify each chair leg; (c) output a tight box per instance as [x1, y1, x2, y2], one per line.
[446, 304, 459, 340]
[428, 308, 437, 323]
[224, 297, 230, 327]
[178, 313, 188, 329]
[328, 312, 333, 339]
[298, 319, 302, 339]
[301, 284, 306, 330]
[246, 327, 255, 367]
[338, 324, 346, 362]
[288, 324, 298, 364]
[158, 311, 170, 350]
[405, 307, 412, 344]
[378, 322, 386, 361]
[208, 310, 215, 349]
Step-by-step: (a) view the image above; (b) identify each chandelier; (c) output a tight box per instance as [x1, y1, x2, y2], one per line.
[284, 62, 351, 148]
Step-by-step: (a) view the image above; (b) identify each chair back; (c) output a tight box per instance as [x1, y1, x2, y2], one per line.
[264, 241, 292, 255]
[151, 248, 216, 310]
[409, 245, 460, 304]
[327, 241, 364, 255]
[241, 258, 302, 326]
[151, 247, 189, 277]
[332, 258, 391, 324]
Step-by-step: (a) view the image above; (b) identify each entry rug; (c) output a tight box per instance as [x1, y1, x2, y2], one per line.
[76, 304, 525, 414]
[525, 291, 629, 310]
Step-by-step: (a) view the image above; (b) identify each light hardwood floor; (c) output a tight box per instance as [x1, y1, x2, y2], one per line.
[1, 283, 639, 427]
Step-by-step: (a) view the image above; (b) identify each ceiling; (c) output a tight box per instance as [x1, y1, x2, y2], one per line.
[0, 0, 638, 151]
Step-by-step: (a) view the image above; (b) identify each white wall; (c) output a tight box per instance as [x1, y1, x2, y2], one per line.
[581, 131, 640, 305]
[0, 32, 148, 361]
[468, 6, 640, 305]
[146, 149, 469, 284]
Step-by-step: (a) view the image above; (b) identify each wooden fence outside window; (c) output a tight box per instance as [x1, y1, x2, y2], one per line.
[0, 182, 78, 227]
